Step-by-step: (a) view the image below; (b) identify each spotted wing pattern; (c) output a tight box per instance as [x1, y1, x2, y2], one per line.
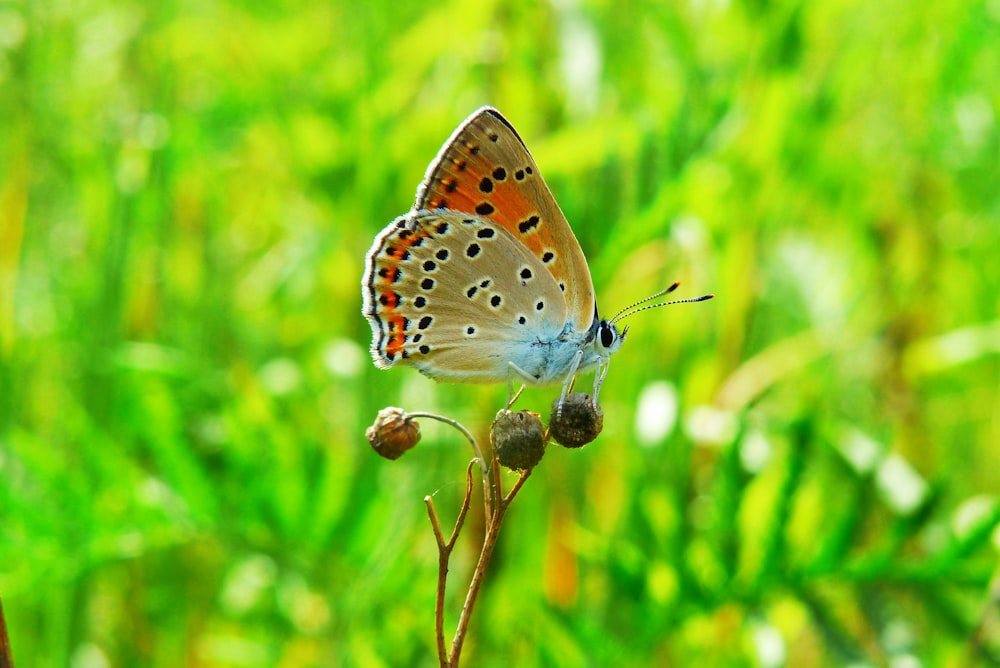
[362, 211, 568, 382]
[413, 107, 597, 333]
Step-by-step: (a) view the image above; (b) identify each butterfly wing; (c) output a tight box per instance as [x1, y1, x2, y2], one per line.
[413, 107, 597, 333]
[362, 211, 569, 383]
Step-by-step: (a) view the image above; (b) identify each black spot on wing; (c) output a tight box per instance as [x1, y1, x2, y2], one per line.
[518, 216, 540, 234]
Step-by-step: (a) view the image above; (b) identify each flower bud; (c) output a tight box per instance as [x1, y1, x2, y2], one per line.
[549, 393, 603, 448]
[366, 407, 420, 460]
[491, 409, 545, 470]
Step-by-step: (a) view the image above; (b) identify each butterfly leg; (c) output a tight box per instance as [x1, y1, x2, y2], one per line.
[558, 350, 584, 402]
[551, 351, 586, 421]
[506, 362, 537, 410]
[591, 357, 611, 408]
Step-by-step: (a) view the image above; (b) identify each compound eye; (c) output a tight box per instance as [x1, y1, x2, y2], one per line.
[599, 322, 615, 348]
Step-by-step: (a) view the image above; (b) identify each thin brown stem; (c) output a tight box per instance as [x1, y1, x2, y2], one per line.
[450, 460, 477, 550]
[487, 443, 504, 527]
[0, 596, 14, 668]
[448, 468, 532, 666]
[426, 495, 449, 667]
[426, 496, 446, 549]
[504, 468, 532, 504]
[410, 412, 486, 473]
[419, 404, 541, 668]
[428, 459, 479, 668]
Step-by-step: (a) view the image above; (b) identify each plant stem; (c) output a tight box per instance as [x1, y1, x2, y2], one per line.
[448, 466, 531, 666]
[428, 459, 478, 668]
[0, 596, 14, 668]
[410, 412, 486, 473]
[419, 406, 535, 667]
[426, 497, 450, 667]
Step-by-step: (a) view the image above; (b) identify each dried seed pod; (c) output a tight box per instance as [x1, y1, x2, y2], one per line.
[366, 407, 420, 460]
[549, 393, 603, 448]
[492, 409, 545, 470]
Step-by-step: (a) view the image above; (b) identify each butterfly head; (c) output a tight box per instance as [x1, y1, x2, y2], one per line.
[595, 319, 627, 359]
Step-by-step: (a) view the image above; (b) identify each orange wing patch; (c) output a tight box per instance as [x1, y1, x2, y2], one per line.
[368, 219, 446, 363]
[417, 121, 571, 294]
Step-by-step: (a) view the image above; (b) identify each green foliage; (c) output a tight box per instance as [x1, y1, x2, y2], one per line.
[2, 0, 999, 665]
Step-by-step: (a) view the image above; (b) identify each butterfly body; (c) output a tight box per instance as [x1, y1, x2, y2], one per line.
[362, 107, 625, 396]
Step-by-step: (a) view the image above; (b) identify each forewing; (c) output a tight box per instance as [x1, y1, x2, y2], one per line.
[414, 107, 597, 332]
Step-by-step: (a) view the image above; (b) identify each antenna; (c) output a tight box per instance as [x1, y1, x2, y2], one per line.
[609, 282, 714, 325]
[609, 282, 680, 321]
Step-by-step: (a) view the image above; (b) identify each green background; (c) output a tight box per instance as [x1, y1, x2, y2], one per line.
[2, 0, 999, 665]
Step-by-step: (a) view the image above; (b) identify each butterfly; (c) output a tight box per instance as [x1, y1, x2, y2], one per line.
[361, 107, 711, 401]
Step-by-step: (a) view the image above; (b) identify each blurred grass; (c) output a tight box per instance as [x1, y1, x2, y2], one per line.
[2, 0, 1000, 665]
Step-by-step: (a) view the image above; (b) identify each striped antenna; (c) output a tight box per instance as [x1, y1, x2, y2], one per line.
[609, 282, 714, 325]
